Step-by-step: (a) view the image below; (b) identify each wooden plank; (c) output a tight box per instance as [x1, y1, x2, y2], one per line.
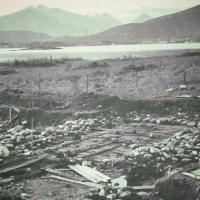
[182, 172, 200, 180]
[42, 168, 85, 181]
[49, 175, 101, 188]
[0, 169, 42, 186]
[190, 169, 200, 176]
[0, 178, 15, 185]
[0, 154, 48, 175]
[80, 144, 121, 158]
[75, 165, 101, 182]
[68, 164, 111, 183]
[130, 185, 155, 191]
[68, 165, 99, 183]
[81, 165, 111, 182]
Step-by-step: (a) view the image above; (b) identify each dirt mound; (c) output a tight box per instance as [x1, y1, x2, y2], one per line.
[72, 93, 200, 116]
[152, 173, 200, 200]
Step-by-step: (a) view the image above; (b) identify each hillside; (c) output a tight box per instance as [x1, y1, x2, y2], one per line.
[54, 5, 200, 45]
[0, 5, 121, 37]
[0, 31, 51, 44]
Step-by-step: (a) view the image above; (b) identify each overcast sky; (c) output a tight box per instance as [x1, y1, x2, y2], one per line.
[0, 0, 200, 22]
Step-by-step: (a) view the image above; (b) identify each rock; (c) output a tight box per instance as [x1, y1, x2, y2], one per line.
[133, 117, 141, 122]
[16, 135, 24, 143]
[150, 118, 157, 123]
[128, 144, 140, 150]
[22, 120, 28, 125]
[20, 193, 31, 198]
[5, 143, 14, 149]
[96, 105, 103, 109]
[99, 188, 106, 197]
[181, 158, 192, 163]
[142, 118, 151, 123]
[137, 191, 148, 197]
[0, 145, 10, 157]
[106, 193, 117, 200]
[119, 191, 131, 198]
[187, 121, 197, 127]
[24, 151, 32, 156]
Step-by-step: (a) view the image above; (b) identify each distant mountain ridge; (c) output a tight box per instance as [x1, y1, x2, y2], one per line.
[0, 31, 51, 44]
[54, 5, 200, 45]
[133, 13, 152, 23]
[0, 5, 121, 37]
[0, 5, 199, 45]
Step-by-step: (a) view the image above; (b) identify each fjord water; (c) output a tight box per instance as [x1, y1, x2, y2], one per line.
[0, 43, 200, 62]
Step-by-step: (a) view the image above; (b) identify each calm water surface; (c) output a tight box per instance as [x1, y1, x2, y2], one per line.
[0, 43, 200, 61]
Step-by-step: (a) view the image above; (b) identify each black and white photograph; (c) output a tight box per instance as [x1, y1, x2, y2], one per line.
[0, 0, 200, 199]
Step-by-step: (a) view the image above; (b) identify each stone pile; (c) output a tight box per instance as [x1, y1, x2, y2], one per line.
[0, 115, 120, 162]
[126, 112, 200, 127]
[87, 186, 134, 200]
[126, 128, 200, 180]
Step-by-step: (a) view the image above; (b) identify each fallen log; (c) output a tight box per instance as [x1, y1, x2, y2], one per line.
[49, 175, 101, 187]
[0, 154, 48, 175]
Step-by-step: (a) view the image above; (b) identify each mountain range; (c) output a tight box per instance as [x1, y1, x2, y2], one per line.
[0, 31, 51, 44]
[0, 5, 121, 38]
[54, 5, 200, 45]
[0, 5, 199, 45]
[133, 13, 152, 23]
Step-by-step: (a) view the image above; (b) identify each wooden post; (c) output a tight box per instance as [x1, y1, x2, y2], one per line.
[38, 72, 41, 94]
[31, 103, 34, 157]
[183, 69, 187, 85]
[29, 99, 34, 157]
[9, 106, 12, 127]
[86, 75, 89, 95]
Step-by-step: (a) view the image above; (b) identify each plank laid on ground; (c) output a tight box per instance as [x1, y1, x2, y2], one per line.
[43, 168, 86, 181]
[68, 164, 100, 183]
[130, 185, 155, 191]
[79, 144, 121, 158]
[81, 165, 111, 182]
[0, 154, 48, 175]
[0, 177, 15, 185]
[190, 169, 200, 176]
[49, 175, 101, 187]
[75, 141, 116, 154]
[182, 171, 200, 180]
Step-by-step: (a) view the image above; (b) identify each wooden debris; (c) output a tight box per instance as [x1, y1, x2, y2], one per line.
[0, 177, 15, 185]
[42, 167, 85, 181]
[68, 165, 100, 183]
[0, 169, 42, 186]
[0, 154, 48, 175]
[129, 185, 155, 191]
[182, 170, 200, 180]
[79, 144, 121, 158]
[80, 165, 111, 182]
[49, 175, 101, 187]
[68, 164, 111, 183]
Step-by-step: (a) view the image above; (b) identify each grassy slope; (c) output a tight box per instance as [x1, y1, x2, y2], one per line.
[0, 51, 200, 101]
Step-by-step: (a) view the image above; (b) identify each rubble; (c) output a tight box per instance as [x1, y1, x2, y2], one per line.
[126, 111, 199, 127]
[125, 127, 200, 184]
[0, 106, 200, 199]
